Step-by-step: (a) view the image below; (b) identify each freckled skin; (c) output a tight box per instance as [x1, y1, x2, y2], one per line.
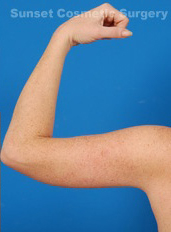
[1, 4, 171, 232]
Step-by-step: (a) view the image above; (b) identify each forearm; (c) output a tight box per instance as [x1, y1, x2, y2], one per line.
[5, 31, 70, 142]
[2, 3, 132, 154]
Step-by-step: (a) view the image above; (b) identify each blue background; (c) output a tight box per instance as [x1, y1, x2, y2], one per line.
[1, 0, 171, 231]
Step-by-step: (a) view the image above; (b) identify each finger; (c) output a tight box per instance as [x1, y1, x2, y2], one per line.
[99, 26, 133, 39]
[116, 16, 129, 28]
[104, 11, 129, 28]
[99, 3, 129, 28]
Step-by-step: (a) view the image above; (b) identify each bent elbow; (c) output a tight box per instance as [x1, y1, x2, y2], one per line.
[1, 139, 24, 168]
[1, 146, 8, 166]
[1, 146, 13, 167]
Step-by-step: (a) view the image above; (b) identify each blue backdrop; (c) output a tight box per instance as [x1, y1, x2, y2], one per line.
[1, 0, 171, 231]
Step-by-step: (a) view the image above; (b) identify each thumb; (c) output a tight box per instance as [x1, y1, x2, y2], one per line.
[99, 26, 133, 39]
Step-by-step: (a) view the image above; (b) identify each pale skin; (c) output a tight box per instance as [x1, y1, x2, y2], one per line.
[1, 3, 171, 232]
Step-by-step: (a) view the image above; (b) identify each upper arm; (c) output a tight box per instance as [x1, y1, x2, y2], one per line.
[1, 125, 171, 189]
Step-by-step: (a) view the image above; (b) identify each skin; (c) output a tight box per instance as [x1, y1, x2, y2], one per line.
[1, 3, 171, 231]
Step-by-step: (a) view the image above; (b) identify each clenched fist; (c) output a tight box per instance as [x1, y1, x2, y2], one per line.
[54, 3, 132, 47]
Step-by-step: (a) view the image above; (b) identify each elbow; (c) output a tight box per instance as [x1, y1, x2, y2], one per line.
[1, 143, 15, 167]
[1, 138, 24, 168]
[1, 138, 11, 166]
[1, 145, 9, 166]
[1, 146, 13, 168]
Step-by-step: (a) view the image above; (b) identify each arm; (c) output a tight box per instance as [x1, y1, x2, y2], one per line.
[1, 4, 171, 230]
[1, 3, 135, 187]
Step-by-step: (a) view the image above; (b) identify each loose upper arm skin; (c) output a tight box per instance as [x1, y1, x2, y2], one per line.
[2, 125, 171, 190]
[1, 124, 171, 232]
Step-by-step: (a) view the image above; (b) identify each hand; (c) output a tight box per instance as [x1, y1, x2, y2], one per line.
[55, 3, 132, 47]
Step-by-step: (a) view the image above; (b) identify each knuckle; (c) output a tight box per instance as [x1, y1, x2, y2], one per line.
[119, 12, 129, 23]
[125, 17, 129, 23]
[103, 3, 111, 8]
[125, 15, 129, 20]
[119, 12, 127, 19]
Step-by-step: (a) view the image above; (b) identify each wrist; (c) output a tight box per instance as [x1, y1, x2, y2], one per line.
[52, 26, 74, 51]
